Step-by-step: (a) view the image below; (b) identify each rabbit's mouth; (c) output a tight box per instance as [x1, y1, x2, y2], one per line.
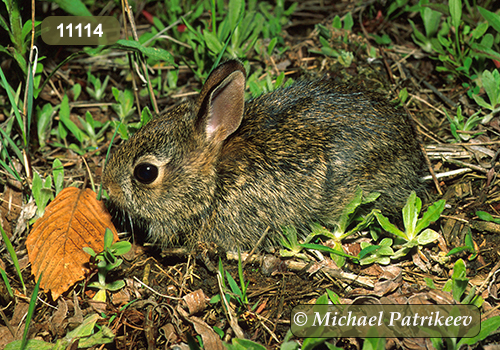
[104, 199, 151, 245]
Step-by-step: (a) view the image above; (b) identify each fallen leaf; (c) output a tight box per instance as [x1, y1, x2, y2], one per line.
[183, 289, 208, 315]
[177, 306, 225, 350]
[26, 187, 118, 300]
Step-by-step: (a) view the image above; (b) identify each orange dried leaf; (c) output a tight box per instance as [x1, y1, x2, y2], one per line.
[26, 187, 119, 300]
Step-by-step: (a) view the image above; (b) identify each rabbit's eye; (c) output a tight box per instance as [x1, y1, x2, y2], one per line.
[134, 163, 158, 184]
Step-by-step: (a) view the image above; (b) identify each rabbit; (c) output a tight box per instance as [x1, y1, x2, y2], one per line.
[102, 60, 427, 251]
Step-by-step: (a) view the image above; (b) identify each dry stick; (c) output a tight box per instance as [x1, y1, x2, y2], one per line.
[443, 157, 488, 174]
[379, 48, 395, 85]
[256, 313, 280, 344]
[477, 259, 500, 296]
[409, 93, 447, 117]
[178, 254, 191, 297]
[133, 276, 181, 300]
[422, 141, 442, 194]
[405, 105, 443, 194]
[143, 11, 193, 48]
[0, 307, 16, 338]
[242, 226, 269, 269]
[81, 156, 97, 193]
[422, 80, 457, 109]
[452, 141, 500, 146]
[122, 1, 145, 116]
[393, 64, 443, 194]
[21, 0, 37, 181]
[122, 0, 159, 115]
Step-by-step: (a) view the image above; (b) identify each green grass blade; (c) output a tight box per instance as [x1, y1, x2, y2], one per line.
[237, 249, 247, 303]
[0, 224, 26, 295]
[0, 267, 14, 298]
[26, 61, 34, 144]
[0, 158, 22, 183]
[226, 271, 242, 300]
[0, 124, 23, 163]
[98, 122, 121, 200]
[20, 273, 42, 350]
[0, 67, 26, 146]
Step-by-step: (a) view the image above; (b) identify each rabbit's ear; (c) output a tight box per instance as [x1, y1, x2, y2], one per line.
[196, 60, 246, 142]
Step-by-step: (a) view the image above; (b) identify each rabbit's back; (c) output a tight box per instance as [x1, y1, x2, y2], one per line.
[207, 79, 426, 248]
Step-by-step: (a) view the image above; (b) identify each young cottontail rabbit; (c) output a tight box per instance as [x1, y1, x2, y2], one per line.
[103, 60, 427, 251]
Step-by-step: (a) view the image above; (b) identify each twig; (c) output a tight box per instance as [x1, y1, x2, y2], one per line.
[422, 80, 457, 108]
[0, 307, 16, 338]
[443, 157, 488, 174]
[242, 227, 269, 268]
[133, 276, 181, 300]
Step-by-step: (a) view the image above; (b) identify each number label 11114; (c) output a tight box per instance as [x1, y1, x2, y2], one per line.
[42, 16, 120, 45]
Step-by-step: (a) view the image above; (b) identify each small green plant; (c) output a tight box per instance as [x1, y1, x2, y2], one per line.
[49, 94, 114, 154]
[36, 102, 55, 148]
[181, 0, 296, 79]
[442, 259, 481, 305]
[182, 0, 262, 77]
[472, 69, 500, 124]
[447, 228, 477, 260]
[83, 228, 132, 302]
[112, 105, 153, 142]
[0, 0, 43, 75]
[314, 13, 355, 67]
[0, 225, 41, 349]
[258, 0, 297, 40]
[430, 259, 500, 349]
[476, 210, 500, 223]
[446, 105, 483, 142]
[297, 292, 345, 350]
[55, 94, 85, 152]
[310, 189, 380, 242]
[2, 274, 43, 350]
[5, 313, 115, 350]
[303, 188, 380, 266]
[111, 87, 135, 122]
[210, 255, 250, 314]
[32, 172, 54, 218]
[409, 0, 499, 80]
[0, 65, 29, 182]
[374, 192, 445, 259]
[86, 71, 110, 101]
[0, 224, 26, 295]
[408, 0, 443, 54]
[77, 111, 111, 149]
[31, 159, 65, 218]
[432, 315, 500, 350]
[358, 238, 395, 265]
[52, 159, 64, 195]
[246, 69, 292, 96]
[279, 225, 308, 260]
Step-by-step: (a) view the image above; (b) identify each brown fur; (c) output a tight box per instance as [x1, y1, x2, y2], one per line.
[102, 60, 427, 250]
